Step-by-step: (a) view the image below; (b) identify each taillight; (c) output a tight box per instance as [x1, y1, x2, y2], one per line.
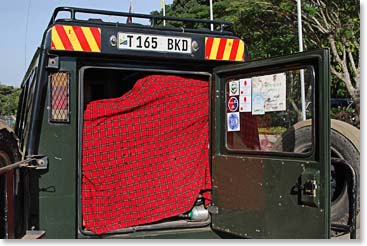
[49, 72, 70, 123]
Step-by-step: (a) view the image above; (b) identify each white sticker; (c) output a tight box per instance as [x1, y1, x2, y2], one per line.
[239, 78, 252, 96]
[239, 78, 252, 112]
[252, 93, 265, 115]
[227, 112, 240, 132]
[263, 73, 286, 112]
[252, 77, 265, 115]
[239, 95, 252, 112]
[229, 80, 240, 96]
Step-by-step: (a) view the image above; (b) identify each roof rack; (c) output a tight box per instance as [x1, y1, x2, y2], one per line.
[49, 7, 232, 33]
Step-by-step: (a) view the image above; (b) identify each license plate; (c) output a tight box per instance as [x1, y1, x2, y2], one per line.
[117, 33, 192, 54]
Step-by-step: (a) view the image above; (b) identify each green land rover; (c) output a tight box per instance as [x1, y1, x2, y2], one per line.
[0, 7, 359, 239]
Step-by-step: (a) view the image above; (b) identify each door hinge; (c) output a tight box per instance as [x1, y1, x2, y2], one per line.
[208, 205, 219, 215]
[25, 155, 48, 170]
[0, 155, 48, 175]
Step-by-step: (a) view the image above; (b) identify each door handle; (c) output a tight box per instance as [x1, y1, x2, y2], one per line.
[293, 168, 320, 208]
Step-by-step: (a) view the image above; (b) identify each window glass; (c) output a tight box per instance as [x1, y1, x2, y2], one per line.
[225, 67, 314, 154]
[21, 70, 37, 145]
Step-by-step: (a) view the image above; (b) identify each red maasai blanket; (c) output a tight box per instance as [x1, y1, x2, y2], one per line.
[82, 75, 211, 234]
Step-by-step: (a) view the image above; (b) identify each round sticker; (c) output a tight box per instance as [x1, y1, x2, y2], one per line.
[227, 97, 239, 112]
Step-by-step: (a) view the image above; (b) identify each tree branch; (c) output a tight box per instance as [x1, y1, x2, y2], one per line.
[330, 66, 344, 81]
[290, 98, 302, 121]
[328, 35, 343, 64]
[347, 48, 358, 78]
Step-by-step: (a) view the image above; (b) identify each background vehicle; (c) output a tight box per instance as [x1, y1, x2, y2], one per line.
[0, 7, 359, 239]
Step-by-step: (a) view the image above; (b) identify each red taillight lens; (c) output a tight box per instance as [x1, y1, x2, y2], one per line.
[49, 72, 70, 123]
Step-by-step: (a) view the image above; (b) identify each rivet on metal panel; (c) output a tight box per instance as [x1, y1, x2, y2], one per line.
[110, 35, 117, 47]
[35, 156, 48, 169]
[47, 56, 59, 69]
[192, 40, 199, 51]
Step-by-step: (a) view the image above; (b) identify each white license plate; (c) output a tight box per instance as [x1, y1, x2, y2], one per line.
[117, 33, 192, 54]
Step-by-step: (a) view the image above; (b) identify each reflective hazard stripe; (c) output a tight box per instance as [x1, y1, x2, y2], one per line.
[51, 25, 101, 52]
[205, 37, 245, 62]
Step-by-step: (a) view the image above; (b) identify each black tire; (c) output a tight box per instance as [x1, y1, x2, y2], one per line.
[0, 127, 21, 239]
[274, 119, 360, 224]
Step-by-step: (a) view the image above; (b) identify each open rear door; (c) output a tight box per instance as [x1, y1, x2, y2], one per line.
[211, 49, 330, 239]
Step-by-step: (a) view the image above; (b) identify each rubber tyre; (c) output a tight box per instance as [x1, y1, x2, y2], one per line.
[274, 119, 359, 224]
[0, 128, 20, 239]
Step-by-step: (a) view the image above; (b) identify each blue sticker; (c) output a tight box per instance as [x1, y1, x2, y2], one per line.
[227, 112, 240, 132]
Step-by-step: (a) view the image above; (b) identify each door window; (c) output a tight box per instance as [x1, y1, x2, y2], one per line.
[225, 66, 314, 154]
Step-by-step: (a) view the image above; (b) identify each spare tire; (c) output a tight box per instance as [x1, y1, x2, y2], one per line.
[274, 119, 359, 224]
[0, 126, 21, 239]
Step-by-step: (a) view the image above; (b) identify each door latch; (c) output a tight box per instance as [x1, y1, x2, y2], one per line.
[297, 168, 320, 207]
[303, 179, 318, 197]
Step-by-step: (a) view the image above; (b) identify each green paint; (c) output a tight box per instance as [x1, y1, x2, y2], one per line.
[211, 49, 330, 239]
[37, 58, 77, 238]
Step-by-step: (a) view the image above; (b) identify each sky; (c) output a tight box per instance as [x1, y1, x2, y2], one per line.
[0, 0, 173, 87]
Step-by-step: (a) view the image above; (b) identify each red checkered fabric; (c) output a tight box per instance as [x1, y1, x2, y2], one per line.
[82, 75, 211, 234]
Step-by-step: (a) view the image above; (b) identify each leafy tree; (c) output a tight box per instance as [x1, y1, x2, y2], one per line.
[0, 83, 21, 116]
[153, 0, 360, 126]
[296, 0, 360, 124]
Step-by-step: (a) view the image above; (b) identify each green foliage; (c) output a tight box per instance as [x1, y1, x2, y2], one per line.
[151, 0, 211, 28]
[0, 83, 21, 116]
[153, 0, 359, 102]
[331, 105, 357, 127]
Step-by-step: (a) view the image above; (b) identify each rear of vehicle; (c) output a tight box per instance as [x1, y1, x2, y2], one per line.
[3, 7, 336, 239]
[13, 7, 247, 238]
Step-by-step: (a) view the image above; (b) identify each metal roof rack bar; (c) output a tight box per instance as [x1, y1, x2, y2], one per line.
[49, 6, 232, 32]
